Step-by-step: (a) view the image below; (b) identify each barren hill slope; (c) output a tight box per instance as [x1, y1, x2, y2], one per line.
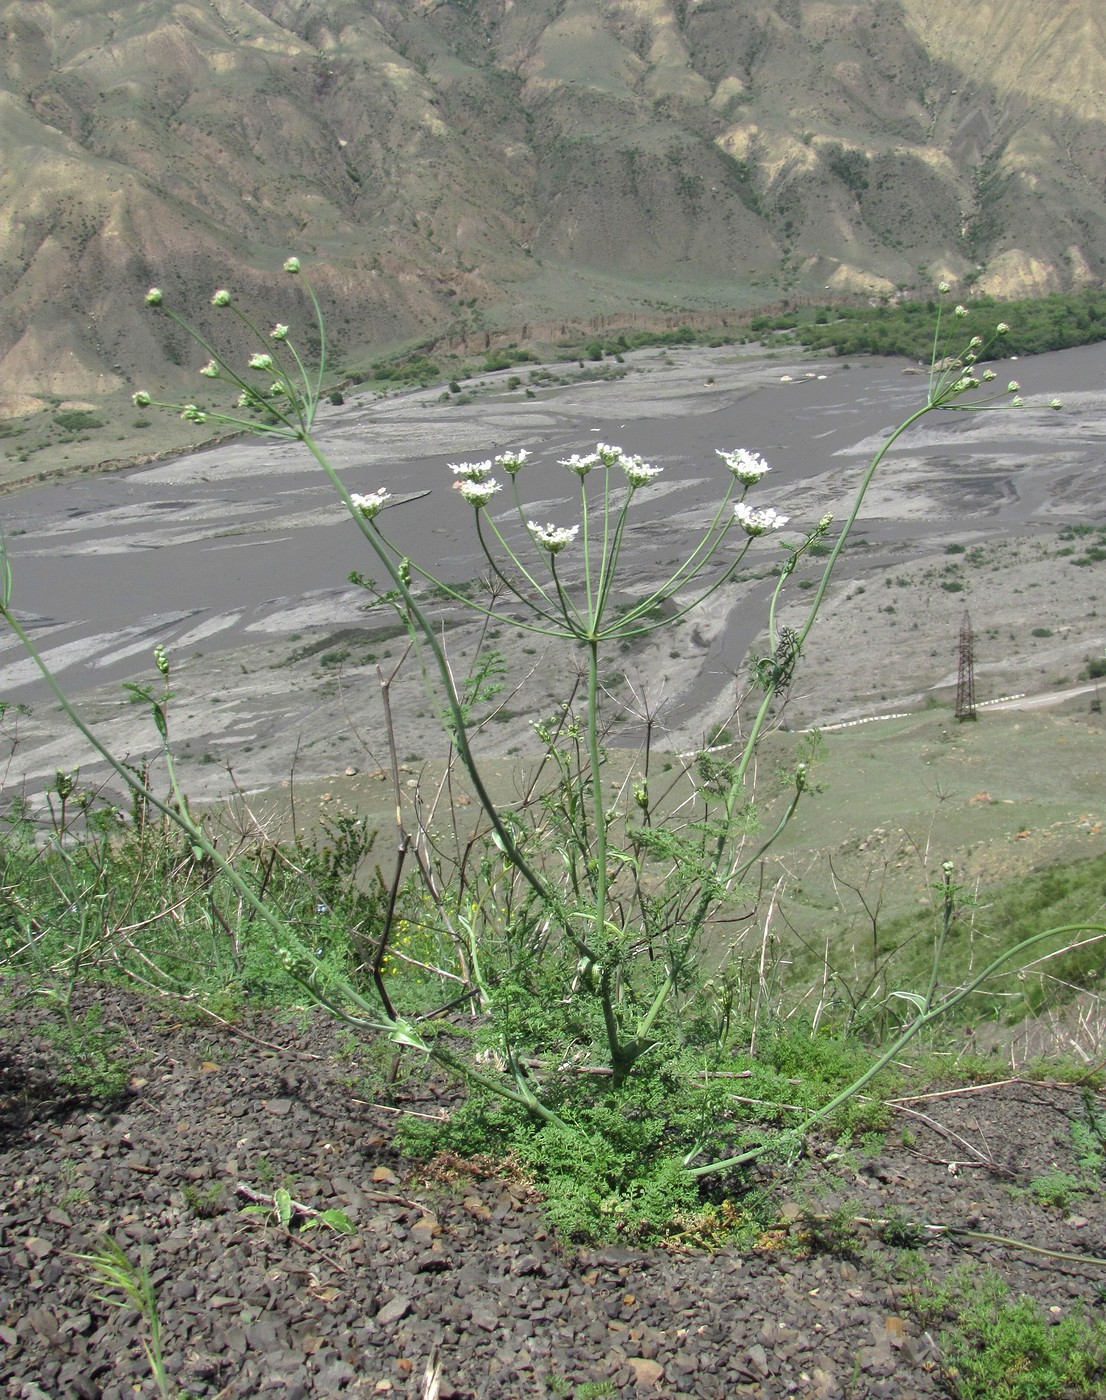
[3, 0, 1106, 396]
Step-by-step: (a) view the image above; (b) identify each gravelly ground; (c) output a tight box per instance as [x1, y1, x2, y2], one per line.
[2, 986, 1104, 1399]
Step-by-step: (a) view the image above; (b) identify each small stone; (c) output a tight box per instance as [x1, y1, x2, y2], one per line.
[375, 1296, 412, 1327]
[470, 1305, 498, 1332]
[264, 1098, 293, 1115]
[628, 1357, 665, 1389]
[747, 1343, 770, 1377]
[318, 1361, 356, 1386]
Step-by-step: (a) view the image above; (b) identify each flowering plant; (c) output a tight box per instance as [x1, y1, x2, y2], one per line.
[0, 268, 1072, 1213]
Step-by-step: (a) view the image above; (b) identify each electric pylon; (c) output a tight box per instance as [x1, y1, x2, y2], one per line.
[955, 610, 977, 722]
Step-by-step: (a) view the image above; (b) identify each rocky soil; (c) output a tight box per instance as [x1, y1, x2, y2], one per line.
[2, 986, 1104, 1399]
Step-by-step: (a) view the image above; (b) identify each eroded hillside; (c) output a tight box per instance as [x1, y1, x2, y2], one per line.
[2, 0, 1105, 399]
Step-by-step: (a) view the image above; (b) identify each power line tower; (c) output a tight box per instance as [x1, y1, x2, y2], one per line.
[955, 610, 977, 722]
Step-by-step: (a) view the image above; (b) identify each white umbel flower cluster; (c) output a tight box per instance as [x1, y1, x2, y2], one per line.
[734, 503, 789, 536]
[449, 460, 493, 481]
[494, 449, 530, 476]
[559, 452, 599, 476]
[529, 522, 580, 554]
[349, 490, 391, 519]
[716, 448, 770, 485]
[557, 443, 661, 487]
[457, 478, 502, 508]
[621, 455, 662, 487]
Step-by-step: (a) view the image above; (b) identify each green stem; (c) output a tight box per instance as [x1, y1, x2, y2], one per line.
[585, 635, 628, 1074]
[690, 397, 942, 936]
[299, 436, 600, 968]
[793, 402, 934, 655]
[690, 920, 1106, 1178]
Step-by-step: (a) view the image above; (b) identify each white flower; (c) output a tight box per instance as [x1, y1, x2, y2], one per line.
[200, 360, 219, 378]
[981, 369, 997, 382]
[529, 521, 579, 553]
[270, 324, 289, 341]
[559, 452, 600, 476]
[1011, 395, 1024, 408]
[937, 281, 951, 294]
[734, 502, 788, 536]
[595, 442, 624, 468]
[968, 337, 983, 349]
[180, 404, 207, 423]
[954, 304, 969, 318]
[211, 289, 232, 307]
[449, 460, 493, 482]
[457, 478, 502, 508]
[132, 390, 151, 406]
[996, 322, 1010, 335]
[622, 455, 662, 487]
[1007, 380, 1020, 393]
[145, 288, 163, 307]
[494, 449, 529, 476]
[250, 353, 274, 372]
[716, 448, 770, 485]
[284, 257, 301, 274]
[350, 490, 391, 519]
[1050, 398, 1063, 410]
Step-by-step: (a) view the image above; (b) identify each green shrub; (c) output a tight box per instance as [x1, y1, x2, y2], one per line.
[53, 410, 104, 431]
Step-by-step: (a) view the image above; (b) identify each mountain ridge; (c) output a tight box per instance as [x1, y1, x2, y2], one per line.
[3, 0, 1106, 400]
